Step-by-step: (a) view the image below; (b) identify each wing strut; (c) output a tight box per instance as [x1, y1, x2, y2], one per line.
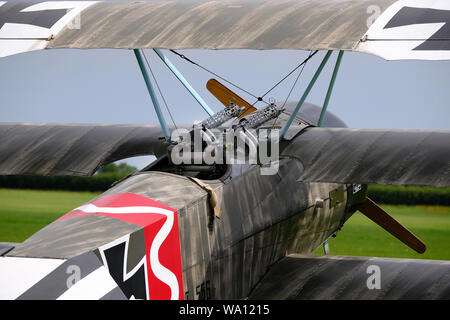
[279, 50, 332, 140]
[153, 49, 215, 116]
[133, 49, 170, 141]
[318, 50, 344, 127]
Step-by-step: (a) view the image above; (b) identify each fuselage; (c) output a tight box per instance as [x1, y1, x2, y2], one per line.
[1, 103, 366, 300]
[97, 156, 364, 299]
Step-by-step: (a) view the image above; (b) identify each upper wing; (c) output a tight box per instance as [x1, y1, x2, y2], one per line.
[1, 0, 450, 60]
[282, 127, 450, 187]
[0, 123, 172, 176]
[249, 254, 450, 299]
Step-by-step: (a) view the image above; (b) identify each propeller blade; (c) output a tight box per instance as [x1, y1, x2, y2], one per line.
[356, 197, 426, 254]
[206, 78, 257, 118]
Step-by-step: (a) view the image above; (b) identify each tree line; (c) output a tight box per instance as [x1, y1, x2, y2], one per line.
[0, 163, 448, 205]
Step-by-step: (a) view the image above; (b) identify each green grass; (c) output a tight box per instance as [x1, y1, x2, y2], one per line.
[0, 188, 100, 242]
[314, 205, 450, 261]
[1, 189, 449, 261]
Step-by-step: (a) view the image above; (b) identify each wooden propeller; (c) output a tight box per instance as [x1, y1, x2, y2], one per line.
[206, 78, 257, 118]
[356, 198, 426, 254]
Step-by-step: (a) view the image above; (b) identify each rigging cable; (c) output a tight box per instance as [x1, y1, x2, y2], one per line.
[281, 50, 312, 109]
[254, 50, 318, 106]
[170, 49, 318, 110]
[271, 50, 313, 129]
[142, 50, 178, 130]
[169, 49, 269, 105]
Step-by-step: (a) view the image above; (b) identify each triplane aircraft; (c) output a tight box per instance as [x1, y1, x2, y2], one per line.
[0, 0, 449, 300]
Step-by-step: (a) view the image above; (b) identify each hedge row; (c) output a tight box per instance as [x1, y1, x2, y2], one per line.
[0, 175, 449, 205]
[0, 174, 126, 192]
[367, 185, 450, 206]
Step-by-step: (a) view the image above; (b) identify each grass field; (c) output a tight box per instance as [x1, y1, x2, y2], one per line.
[313, 205, 450, 260]
[0, 188, 100, 243]
[1, 189, 449, 261]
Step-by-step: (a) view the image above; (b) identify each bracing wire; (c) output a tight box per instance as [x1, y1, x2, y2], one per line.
[142, 50, 178, 130]
[253, 50, 318, 105]
[270, 50, 313, 129]
[170, 49, 318, 110]
[169, 50, 269, 105]
[281, 51, 312, 109]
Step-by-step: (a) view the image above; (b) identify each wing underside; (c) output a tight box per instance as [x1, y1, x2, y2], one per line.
[1, 0, 450, 60]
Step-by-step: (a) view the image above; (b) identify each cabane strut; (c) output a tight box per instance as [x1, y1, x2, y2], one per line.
[133, 49, 170, 141]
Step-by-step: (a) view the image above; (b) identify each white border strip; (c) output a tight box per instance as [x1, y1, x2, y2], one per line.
[57, 266, 117, 300]
[76, 203, 180, 300]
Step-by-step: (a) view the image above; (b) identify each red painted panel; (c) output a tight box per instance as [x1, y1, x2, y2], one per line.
[59, 192, 184, 300]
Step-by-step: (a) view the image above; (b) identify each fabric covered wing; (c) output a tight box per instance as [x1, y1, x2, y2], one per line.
[3, 0, 450, 60]
[47, 0, 388, 51]
[249, 254, 450, 299]
[282, 127, 450, 187]
[0, 123, 171, 176]
[357, 0, 450, 60]
[0, 0, 393, 57]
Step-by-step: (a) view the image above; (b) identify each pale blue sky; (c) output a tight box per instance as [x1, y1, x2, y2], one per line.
[2, 48, 449, 130]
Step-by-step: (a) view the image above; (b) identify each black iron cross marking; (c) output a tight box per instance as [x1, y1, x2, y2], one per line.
[384, 6, 450, 50]
[102, 242, 147, 300]
[0, 2, 67, 30]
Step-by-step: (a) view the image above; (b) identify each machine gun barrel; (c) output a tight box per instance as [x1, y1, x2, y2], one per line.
[237, 104, 281, 129]
[201, 103, 243, 129]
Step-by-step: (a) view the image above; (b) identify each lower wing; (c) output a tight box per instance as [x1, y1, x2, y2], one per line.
[0, 123, 176, 176]
[283, 127, 450, 188]
[249, 254, 450, 300]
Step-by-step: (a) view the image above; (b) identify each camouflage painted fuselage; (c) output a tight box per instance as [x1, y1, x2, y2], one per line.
[3, 157, 363, 300]
[94, 157, 359, 299]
